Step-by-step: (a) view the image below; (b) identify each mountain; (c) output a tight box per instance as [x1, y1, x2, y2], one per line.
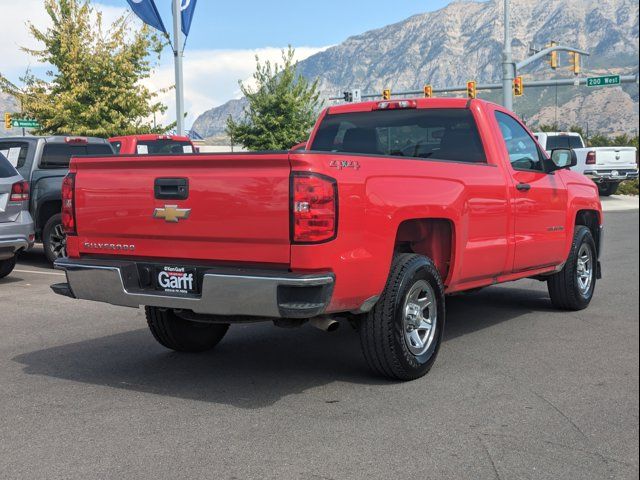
[192, 0, 639, 140]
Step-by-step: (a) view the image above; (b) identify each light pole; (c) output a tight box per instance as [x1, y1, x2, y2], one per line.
[172, 0, 185, 136]
[502, 0, 515, 111]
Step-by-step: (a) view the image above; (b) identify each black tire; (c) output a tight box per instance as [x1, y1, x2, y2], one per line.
[42, 213, 65, 264]
[598, 182, 619, 197]
[359, 253, 445, 381]
[145, 306, 229, 353]
[0, 256, 17, 279]
[547, 226, 597, 311]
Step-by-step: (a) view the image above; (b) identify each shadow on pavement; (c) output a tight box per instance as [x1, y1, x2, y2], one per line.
[13, 284, 554, 408]
[17, 244, 51, 269]
[0, 276, 24, 285]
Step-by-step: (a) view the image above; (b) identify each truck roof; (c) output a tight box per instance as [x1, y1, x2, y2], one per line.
[326, 97, 491, 115]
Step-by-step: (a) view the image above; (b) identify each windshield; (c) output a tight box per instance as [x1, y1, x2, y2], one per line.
[545, 135, 584, 150]
[135, 140, 194, 154]
[310, 108, 486, 163]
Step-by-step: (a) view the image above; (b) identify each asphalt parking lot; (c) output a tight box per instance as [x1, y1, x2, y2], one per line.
[1, 210, 638, 480]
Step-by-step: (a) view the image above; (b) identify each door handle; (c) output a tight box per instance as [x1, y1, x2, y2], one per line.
[154, 178, 189, 200]
[516, 183, 531, 192]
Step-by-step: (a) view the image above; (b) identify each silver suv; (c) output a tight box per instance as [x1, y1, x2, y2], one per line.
[0, 153, 34, 278]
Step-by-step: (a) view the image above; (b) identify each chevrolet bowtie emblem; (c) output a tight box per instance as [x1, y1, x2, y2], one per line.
[153, 205, 191, 223]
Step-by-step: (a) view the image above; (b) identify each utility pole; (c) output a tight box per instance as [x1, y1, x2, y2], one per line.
[172, 0, 185, 136]
[502, 0, 515, 111]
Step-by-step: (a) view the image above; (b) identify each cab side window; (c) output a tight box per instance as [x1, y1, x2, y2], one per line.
[495, 112, 545, 172]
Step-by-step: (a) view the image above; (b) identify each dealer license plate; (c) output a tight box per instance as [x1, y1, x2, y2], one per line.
[155, 266, 197, 294]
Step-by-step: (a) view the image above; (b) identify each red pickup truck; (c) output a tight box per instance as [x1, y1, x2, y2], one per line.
[53, 98, 602, 380]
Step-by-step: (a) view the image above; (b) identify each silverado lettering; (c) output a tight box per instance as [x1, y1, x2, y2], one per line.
[52, 98, 603, 381]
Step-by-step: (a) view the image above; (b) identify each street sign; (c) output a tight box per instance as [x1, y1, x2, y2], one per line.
[12, 119, 40, 128]
[586, 75, 620, 87]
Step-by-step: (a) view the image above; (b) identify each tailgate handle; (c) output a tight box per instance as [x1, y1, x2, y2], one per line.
[154, 178, 189, 200]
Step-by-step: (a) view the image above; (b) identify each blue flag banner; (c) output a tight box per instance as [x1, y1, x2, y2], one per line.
[181, 0, 198, 37]
[127, 0, 167, 34]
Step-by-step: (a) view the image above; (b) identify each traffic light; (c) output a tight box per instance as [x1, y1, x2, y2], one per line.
[466, 81, 476, 99]
[423, 85, 433, 98]
[549, 41, 558, 69]
[4, 113, 11, 130]
[571, 52, 581, 75]
[513, 76, 524, 96]
[382, 89, 391, 100]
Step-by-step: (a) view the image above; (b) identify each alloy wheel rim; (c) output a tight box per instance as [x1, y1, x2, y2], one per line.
[402, 279, 437, 356]
[576, 243, 593, 296]
[50, 223, 67, 259]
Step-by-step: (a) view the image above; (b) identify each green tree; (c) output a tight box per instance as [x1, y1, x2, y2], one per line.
[0, 0, 172, 137]
[538, 123, 561, 132]
[587, 134, 612, 147]
[226, 47, 321, 151]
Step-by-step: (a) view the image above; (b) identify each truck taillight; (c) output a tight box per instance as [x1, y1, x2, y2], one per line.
[586, 151, 596, 164]
[61, 173, 76, 235]
[10, 181, 29, 202]
[291, 173, 337, 243]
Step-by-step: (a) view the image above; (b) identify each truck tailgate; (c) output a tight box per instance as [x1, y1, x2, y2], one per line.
[593, 147, 637, 167]
[72, 154, 292, 265]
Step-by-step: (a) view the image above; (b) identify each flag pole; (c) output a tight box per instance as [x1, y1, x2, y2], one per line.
[172, 0, 185, 135]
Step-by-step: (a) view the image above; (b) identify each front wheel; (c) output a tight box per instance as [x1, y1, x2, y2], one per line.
[145, 307, 229, 352]
[42, 213, 66, 264]
[0, 256, 17, 279]
[547, 226, 597, 311]
[359, 254, 445, 381]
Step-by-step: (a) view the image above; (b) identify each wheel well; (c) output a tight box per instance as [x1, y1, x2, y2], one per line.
[394, 219, 453, 281]
[38, 200, 61, 232]
[575, 210, 601, 254]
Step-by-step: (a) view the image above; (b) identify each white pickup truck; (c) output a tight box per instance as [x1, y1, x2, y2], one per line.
[534, 132, 638, 196]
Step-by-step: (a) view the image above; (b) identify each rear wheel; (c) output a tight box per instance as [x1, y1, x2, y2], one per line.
[547, 226, 597, 311]
[359, 253, 445, 381]
[598, 182, 619, 197]
[0, 256, 17, 279]
[145, 306, 229, 352]
[42, 213, 66, 264]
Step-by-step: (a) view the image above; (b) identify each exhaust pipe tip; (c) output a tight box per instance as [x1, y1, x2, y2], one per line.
[309, 316, 340, 332]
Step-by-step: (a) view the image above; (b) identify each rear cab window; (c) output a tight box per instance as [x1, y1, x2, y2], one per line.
[545, 135, 584, 150]
[135, 140, 194, 155]
[310, 108, 487, 163]
[40, 143, 113, 168]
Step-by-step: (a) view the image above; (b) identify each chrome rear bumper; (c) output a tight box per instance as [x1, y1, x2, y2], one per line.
[584, 169, 638, 182]
[53, 258, 334, 319]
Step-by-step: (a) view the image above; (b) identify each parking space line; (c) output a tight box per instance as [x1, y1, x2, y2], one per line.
[13, 269, 65, 276]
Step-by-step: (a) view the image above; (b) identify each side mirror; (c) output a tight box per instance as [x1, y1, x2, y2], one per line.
[549, 148, 577, 170]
